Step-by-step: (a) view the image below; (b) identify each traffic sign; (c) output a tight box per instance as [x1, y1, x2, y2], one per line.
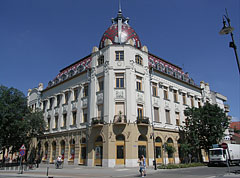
[19, 150, 25, 156]
[221, 143, 228, 149]
[20, 144, 26, 150]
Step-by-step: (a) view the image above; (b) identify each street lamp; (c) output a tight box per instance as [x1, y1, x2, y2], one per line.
[219, 8, 240, 74]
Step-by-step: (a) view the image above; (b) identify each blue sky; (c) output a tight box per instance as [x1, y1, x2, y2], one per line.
[0, 0, 239, 121]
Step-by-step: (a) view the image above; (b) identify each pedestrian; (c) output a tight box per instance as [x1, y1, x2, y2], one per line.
[142, 155, 146, 176]
[138, 156, 144, 177]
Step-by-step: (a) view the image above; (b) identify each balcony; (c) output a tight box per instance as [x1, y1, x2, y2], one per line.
[92, 117, 104, 127]
[136, 116, 150, 126]
[113, 114, 127, 125]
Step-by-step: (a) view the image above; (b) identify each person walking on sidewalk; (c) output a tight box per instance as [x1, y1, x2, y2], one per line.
[138, 155, 146, 177]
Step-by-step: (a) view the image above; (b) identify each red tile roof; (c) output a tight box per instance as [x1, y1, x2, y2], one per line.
[230, 122, 240, 130]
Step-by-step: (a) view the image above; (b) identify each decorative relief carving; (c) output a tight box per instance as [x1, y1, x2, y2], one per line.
[116, 90, 124, 99]
[82, 98, 88, 108]
[153, 98, 159, 106]
[97, 92, 104, 103]
[136, 92, 144, 103]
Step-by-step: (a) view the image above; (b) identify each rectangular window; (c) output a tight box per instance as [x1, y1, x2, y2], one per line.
[190, 96, 194, 107]
[182, 93, 187, 105]
[137, 105, 143, 119]
[115, 51, 124, 61]
[136, 76, 142, 91]
[135, 55, 143, 65]
[98, 104, 103, 118]
[115, 102, 125, 115]
[47, 117, 51, 129]
[173, 90, 178, 103]
[198, 99, 201, 108]
[175, 112, 180, 126]
[72, 111, 76, 125]
[65, 92, 69, 104]
[154, 107, 160, 122]
[49, 98, 54, 109]
[165, 110, 171, 124]
[163, 87, 168, 100]
[115, 73, 124, 88]
[83, 109, 87, 123]
[98, 77, 104, 92]
[83, 85, 88, 97]
[55, 116, 58, 128]
[57, 95, 61, 107]
[63, 114, 67, 127]
[74, 89, 79, 101]
[98, 55, 104, 66]
[152, 83, 157, 96]
[43, 101, 47, 111]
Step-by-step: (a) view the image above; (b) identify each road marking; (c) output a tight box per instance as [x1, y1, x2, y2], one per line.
[115, 169, 130, 171]
[206, 176, 216, 178]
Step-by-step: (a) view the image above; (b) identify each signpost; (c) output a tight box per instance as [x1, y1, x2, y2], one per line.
[19, 144, 26, 174]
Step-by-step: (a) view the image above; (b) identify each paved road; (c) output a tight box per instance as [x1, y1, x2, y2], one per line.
[0, 164, 239, 178]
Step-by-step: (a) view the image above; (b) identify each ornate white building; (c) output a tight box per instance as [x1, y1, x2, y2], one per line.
[28, 8, 230, 167]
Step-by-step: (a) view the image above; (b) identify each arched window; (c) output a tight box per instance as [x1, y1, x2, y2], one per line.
[81, 137, 86, 144]
[155, 137, 162, 143]
[60, 140, 65, 159]
[167, 138, 173, 143]
[69, 139, 75, 161]
[138, 135, 147, 141]
[116, 134, 125, 141]
[135, 55, 143, 65]
[96, 136, 103, 142]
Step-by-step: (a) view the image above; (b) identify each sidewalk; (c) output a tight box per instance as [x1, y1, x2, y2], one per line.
[0, 164, 160, 178]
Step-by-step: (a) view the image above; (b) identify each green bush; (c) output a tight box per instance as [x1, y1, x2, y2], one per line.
[157, 163, 205, 169]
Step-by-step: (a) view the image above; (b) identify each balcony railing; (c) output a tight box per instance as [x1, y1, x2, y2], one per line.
[136, 116, 150, 125]
[92, 117, 104, 126]
[113, 115, 127, 124]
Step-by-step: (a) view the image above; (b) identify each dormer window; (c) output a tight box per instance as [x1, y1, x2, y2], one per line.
[98, 55, 104, 66]
[135, 55, 143, 65]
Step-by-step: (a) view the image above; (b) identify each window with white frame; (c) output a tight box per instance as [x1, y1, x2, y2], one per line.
[165, 109, 171, 124]
[152, 82, 158, 96]
[137, 105, 143, 119]
[154, 107, 160, 122]
[98, 77, 104, 92]
[115, 73, 124, 88]
[175, 112, 180, 126]
[173, 90, 178, 103]
[98, 55, 104, 66]
[163, 86, 168, 100]
[136, 76, 142, 91]
[135, 55, 143, 65]
[115, 51, 124, 61]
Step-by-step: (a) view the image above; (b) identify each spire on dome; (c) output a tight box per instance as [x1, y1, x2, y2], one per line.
[118, 0, 122, 13]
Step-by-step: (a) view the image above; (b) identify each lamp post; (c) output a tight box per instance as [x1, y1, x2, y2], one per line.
[219, 8, 240, 74]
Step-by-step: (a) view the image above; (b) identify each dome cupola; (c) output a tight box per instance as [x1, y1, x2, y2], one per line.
[99, 8, 141, 49]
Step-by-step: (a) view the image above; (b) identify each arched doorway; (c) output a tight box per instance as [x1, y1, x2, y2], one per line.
[116, 134, 125, 165]
[138, 135, 148, 165]
[94, 136, 103, 166]
[60, 140, 65, 161]
[155, 137, 163, 164]
[79, 137, 86, 165]
[43, 142, 48, 161]
[167, 138, 174, 164]
[51, 141, 57, 163]
[69, 139, 75, 162]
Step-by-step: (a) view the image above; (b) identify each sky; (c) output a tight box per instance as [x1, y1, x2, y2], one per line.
[0, 0, 239, 121]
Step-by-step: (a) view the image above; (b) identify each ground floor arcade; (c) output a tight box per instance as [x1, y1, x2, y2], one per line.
[39, 124, 180, 167]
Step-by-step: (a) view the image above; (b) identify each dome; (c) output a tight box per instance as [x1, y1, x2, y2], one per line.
[99, 10, 141, 50]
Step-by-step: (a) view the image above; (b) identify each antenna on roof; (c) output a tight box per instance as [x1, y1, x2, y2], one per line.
[119, 0, 122, 12]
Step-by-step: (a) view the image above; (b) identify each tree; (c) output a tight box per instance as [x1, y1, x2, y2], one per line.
[181, 103, 229, 162]
[0, 85, 45, 163]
